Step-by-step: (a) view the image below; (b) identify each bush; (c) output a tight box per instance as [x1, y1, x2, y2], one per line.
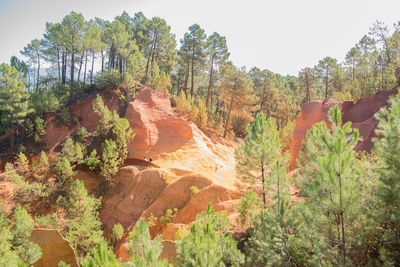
[95, 69, 125, 93]
[58, 137, 85, 167]
[160, 208, 178, 225]
[83, 150, 101, 171]
[190, 186, 199, 196]
[112, 223, 124, 244]
[232, 115, 248, 137]
[279, 119, 296, 151]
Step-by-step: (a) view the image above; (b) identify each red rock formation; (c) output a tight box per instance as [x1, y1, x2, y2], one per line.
[125, 88, 193, 159]
[289, 98, 339, 170]
[289, 89, 398, 170]
[69, 91, 120, 130]
[30, 228, 78, 267]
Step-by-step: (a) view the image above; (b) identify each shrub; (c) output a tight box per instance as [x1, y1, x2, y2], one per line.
[160, 208, 178, 225]
[190, 186, 199, 196]
[95, 69, 124, 93]
[112, 223, 124, 244]
[279, 119, 296, 151]
[83, 150, 101, 171]
[231, 115, 248, 137]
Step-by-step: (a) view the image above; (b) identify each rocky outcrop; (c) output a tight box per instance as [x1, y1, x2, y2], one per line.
[125, 89, 193, 159]
[99, 166, 169, 238]
[30, 228, 78, 267]
[69, 91, 120, 130]
[289, 89, 398, 170]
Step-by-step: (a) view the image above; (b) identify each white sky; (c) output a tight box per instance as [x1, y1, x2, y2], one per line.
[0, 0, 399, 75]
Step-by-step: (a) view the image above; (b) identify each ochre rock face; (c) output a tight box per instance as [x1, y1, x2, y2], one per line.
[69, 91, 120, 130]
[99, 166, 168, 238]
[30, 228, 78, 267]
[125, 89, 193, 158]
[289, 89, 398, 170]
[289, 98, 339, 170]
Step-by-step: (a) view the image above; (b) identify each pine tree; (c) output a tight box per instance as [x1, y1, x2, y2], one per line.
[218, 63, 255, 138]
[297, 105, 361, 264]
[235, 112, 281, 207]
[0, 63, 32, 159]
[246, 161, 296, 266]
[100, 139, 121, 180]
[126, 219, 171, 266]
[175, 203, 244, 267]
[64, 180, 104, 257]
[11, 206, 42, 265]
[81, 242, 122, 267]
[374, 91, 400, 263]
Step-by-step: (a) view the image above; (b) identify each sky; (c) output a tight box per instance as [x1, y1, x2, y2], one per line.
[0, 0, 399, 76]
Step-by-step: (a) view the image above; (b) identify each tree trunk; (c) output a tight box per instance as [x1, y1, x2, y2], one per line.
[261, 165, 266, 208]
[9, 113, 14, 160]
[57, 48, 60, 82]
[77, 52, 84, 94]
[184, 59, 190, 96]
[144, 37, 156, 82]
[325, 76, 328, 98]
[191, 42, 196, 97]
[223, 97, 234, 138]
[70, 53, 75, 103]
[91, 51, 95, 84]
[206, 54, 215, 108]
[119, 57, 123, 74]
[101, 50, 104, 73]
[62, 52, 67, 84]
[177, 70, 181, 95]
[83, 50, 88, 84]
[36, 53, 40, 91]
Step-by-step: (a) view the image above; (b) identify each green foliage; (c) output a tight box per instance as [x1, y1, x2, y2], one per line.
[374, 91, 400, 262]
[246, 161, 296, 266]
[81, 242, 122, 267]
[11, 206, 42, 265]
[58, 137, 85, 167]
[160, 208, 178, 225]
[29, 88, 60, 115]
[126, 219, 171, 266]
[112, 223, 124, 244]
[95, 69, 125, 92]
[83, 150, 101, 171]
[0, 63, 32, 155]
[279, 119, 296, 151]
[296, 105, 362, 264]
[176, 91, 192, 113]
[93, 94, 135, 180]
[16, 152, 29, 176]
[63, 180, 104, 258]
[235, 112, 281, 206]
[0, 211, 17, 266]
[37, 151, 50, 178]
[75, 126, 90, 141]
[54, 157, 76, 189]
[175, 203, 244, 266]
[100, 139, 120, 180]
[34, 213, 61, 229]
[234, 190, 259, 227]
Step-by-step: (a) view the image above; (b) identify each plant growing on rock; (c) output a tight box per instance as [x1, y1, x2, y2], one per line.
[160, 208, 178, 225]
